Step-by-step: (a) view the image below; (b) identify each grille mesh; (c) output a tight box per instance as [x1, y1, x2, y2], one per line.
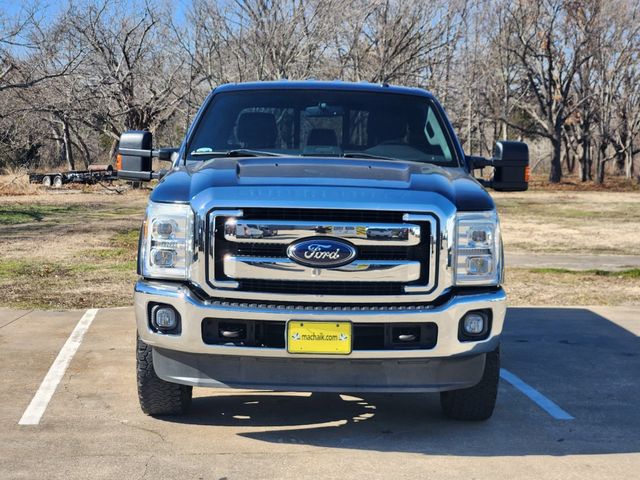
[212, 208, 431, 296]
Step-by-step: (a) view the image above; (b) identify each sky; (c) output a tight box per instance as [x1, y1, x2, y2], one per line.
[0, 0, 192, 25]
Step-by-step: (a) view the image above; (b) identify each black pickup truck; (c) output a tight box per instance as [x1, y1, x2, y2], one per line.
[117, 81, 528, 421]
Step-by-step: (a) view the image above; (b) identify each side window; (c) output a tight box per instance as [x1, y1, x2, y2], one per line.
[424, 107, 453, 161]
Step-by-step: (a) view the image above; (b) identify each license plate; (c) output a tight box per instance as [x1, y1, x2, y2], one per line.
[287, 321, 352, 355]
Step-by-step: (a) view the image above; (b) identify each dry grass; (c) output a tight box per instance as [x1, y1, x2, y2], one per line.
[495, 190, 640, 305]
[493, 190, 640, 255]
[0, 173, 40, 196]
[527, 173, 640, 192]
[0, 188, 638, 309]
[0, 191, 148, 309]
[505, 267, 640, 306]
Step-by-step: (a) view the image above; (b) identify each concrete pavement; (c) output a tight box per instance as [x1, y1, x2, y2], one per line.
[0, 306, 639, 479]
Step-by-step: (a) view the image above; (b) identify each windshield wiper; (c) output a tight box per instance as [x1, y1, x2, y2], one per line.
[342, 152, 396, 161]
[190, 149, 285, 158]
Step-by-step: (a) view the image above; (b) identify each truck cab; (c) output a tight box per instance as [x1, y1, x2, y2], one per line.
[118, 81, 528, 421]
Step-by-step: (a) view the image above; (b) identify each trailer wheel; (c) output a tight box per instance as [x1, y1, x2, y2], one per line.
[53, 175, 63, 188]
[42, 176, 51, 187]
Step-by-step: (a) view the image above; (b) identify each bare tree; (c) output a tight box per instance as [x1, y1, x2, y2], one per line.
[0, 5, 81, 93]
[501, 0, 596, 183]
[1, 0, 640, 182]
[330, 0, 467, 87]
[66, 0, 189, 154]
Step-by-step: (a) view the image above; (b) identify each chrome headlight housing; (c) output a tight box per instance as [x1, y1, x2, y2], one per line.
[453, 211, 502, 286]
[140, 202, 194, 280]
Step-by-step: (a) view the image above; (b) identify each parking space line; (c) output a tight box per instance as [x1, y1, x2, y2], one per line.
[18, 308, 99, 426]
[500, 368, 574, 420]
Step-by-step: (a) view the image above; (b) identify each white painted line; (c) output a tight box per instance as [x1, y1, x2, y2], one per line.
[19, 308, 99, 426]
[500, 368, 574, 420]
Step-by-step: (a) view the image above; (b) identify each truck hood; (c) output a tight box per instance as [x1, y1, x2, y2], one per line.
[150, 157, 494, 212]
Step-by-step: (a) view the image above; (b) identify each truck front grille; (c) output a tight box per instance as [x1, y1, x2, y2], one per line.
[237, 279, 404, 296]
[208, 207, 437, 298]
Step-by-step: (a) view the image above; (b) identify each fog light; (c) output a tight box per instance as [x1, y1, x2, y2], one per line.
[463, 312, 486, 335]
[151, 248, 176, 267]
[466, 256, 492, 275]
[153, 306, 177, 330]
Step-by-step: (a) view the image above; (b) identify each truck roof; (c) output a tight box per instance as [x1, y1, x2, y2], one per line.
[213, 80, 435, 99]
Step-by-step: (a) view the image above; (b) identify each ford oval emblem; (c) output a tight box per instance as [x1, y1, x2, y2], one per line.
[287, 237, 357, 268]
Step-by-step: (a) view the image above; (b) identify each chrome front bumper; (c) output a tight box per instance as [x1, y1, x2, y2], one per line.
[135, 279, 506, 360]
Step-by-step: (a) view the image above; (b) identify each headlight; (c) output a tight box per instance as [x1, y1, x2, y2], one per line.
[454, 211, 502, 286]
[140, 202, 194, 280]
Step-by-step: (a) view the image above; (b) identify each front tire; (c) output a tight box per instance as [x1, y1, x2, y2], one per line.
[440, 348, 500, 421]
[136, 335, 192, 416]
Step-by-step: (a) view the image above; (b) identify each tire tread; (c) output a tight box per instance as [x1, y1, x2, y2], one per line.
[440, 348, 500, 421]
[136, 336, 192, 416]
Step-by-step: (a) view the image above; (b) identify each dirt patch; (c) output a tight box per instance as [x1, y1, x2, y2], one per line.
[0, 191, 147, 309]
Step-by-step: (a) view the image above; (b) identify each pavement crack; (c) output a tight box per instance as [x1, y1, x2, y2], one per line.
[138, 455, 153, 480]
[120, 421, 167, 442]
[0, 309, 34, 329]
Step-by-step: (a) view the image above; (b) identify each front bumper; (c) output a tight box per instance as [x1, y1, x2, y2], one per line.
[136, 280, 505, 392]
[135, 279, 505, 359]
[152, 347, 487, 392]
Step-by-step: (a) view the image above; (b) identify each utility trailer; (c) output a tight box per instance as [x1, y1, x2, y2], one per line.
[29, 165, 116, 188]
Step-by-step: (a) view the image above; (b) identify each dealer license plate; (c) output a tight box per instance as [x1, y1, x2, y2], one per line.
[287, 321, 352, 355]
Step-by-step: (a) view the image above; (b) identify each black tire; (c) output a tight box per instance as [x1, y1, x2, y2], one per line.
[52, 175, 63, 188]
[136, 335, 192, 416]
[42, 176, 51, 187]
[440, 348, 500, 421]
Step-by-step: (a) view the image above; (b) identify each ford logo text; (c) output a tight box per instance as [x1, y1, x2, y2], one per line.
[286, 237, 357, 268]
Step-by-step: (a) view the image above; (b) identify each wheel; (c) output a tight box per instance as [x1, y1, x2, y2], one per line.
[440, 347, 500, 421]
[136, 335, 192, 416]
[52, 175, 63, 188]
[41, 176, 51, 187]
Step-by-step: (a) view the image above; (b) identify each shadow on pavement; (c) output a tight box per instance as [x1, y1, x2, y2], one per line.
[163, 308, 640, 456]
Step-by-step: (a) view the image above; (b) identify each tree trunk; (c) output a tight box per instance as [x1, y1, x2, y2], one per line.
[580, 136, 590, 182]
[564, 140, 575, 174]
[614, 150, 625, 176]
[62, 119, 75, 171]
[625, 143, 634, 179]
[596, 160, 605, 184]
[51, 124, 64, 169]
[108, 139, 119, 163]
[595, 143, 607, 184]
[549, 136, 562, 183]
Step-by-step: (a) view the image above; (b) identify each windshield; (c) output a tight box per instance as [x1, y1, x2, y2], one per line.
[187, 89, 459, 165]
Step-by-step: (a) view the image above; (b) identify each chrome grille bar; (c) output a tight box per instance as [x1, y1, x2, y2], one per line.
[224, 220, 420, 246]
[223, 256, 421, 282]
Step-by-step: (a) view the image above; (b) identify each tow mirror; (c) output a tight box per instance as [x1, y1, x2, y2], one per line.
[116, 130, 177, 181]
[469, 141, 529, 192]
